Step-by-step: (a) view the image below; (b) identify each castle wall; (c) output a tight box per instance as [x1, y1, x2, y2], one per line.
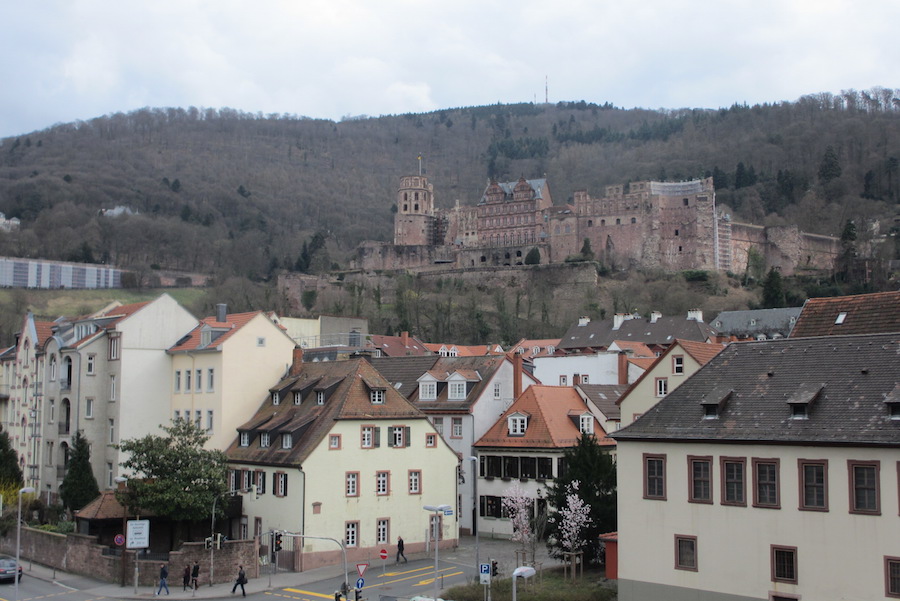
[355, 241, 456, 271]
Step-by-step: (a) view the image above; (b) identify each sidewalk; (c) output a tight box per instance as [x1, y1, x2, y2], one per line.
[21, 535, 560, 599]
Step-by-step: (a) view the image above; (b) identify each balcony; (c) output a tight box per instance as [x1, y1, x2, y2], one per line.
[56, 465, 67, 480]
[58, 422, 71, 436]
[59, 380, 71, 392]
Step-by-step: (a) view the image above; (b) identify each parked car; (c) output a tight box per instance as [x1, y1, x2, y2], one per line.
[0, 556, 23, 582]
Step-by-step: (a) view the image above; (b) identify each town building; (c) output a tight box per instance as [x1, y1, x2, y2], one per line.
[558, 310, 719, 355]
[611, 333, 900, 601]
[710, 307, 801, 340]
[789, 290, 900, 338]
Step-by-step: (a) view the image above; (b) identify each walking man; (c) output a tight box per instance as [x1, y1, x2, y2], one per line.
[156, 563, 170, 595]
[191, 561, 200, 590]
[396, 536, 407, 564]
[231, 565, 247, 597]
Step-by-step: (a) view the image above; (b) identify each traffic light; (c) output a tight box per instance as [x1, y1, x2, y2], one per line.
[274, 533, 283, 552]
[216, 533, 223, 549]
[491, 559, 498, 577]
[204, 536, 213, 550]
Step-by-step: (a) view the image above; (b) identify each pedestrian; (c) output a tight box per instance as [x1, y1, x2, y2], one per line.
[396, 536, 407, 563]
[182, 565, 190, 591]
[191, 560, 200, 590]
[231, 565, 247, 597]
[156, 563, 170, 595]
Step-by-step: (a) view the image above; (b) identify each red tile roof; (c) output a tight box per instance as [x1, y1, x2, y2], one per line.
[790, 291, 900, 338]
[169, 311, 261, 352]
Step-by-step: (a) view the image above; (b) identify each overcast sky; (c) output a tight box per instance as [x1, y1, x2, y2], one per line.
[2, 0, 897, 139]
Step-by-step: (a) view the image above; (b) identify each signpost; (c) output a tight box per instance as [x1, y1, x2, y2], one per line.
[379, 549, 388, 560]
[479, 563, 490, 585]
[126, 519, 149, 594]
[356, 563, 368, 578]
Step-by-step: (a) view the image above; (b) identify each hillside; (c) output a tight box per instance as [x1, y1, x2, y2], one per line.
[0, 89, 897, 285]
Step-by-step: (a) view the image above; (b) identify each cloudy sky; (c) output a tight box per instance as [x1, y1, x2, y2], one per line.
[1, 0, 897, 139]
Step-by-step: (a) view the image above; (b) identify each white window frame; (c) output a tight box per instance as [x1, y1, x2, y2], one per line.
[408, 470, 421, 494]
[109, 374, 117, 400]
[345, 522, 358, 548]
[207, 368, 215, 392]
[86, 354, 96, 375]
[346, 472, 358, 497]
[108, 419, 115, 444]
[656, 377, 668, 397]
[509, 415, 527, 436]
[316, 391, 325, 405]
[174, 370, 181, 392]
[452, 417, 463, 438]
[449, 381, 466, 400]
[420, 382, 437, 400]
[85, 398, 94, 419]
[377, 519, 389, 545]
[272, 391, 280, 405]
[361, 426, 374, 449]
[281, 433, 292, 449]
[376, 471, 389, 495]
[493, 382, 502, 399]
[240, 432, 250, 447]
[206, 410, 214, 432]
[370, 389, 385, 404]
[260, 432, 270, 448]
[579, 414, 594, 434]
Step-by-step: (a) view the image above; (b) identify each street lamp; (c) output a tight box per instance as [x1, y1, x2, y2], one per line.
[511, 566, 536, 601]
[15, 486, 35, 601]
[114, 477, 131, 589]
[423, 504, 451, 601]
[469, 456, 479, 579]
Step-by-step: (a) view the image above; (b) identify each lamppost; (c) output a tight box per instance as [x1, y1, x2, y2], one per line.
[113, 477, 129, 588]
[15, 486, 35, 601]
[469, 456, 479, 578]
[423, 504, 451, 601]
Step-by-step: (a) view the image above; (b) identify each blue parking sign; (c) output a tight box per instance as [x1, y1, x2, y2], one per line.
[480, 563, 490, 574]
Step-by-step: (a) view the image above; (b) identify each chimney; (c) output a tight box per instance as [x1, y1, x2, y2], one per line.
[613, 313, 629, 330]
[290, 347, 304, 376]
[401, 331, 409, 349]
[578, 316, 590, 327]
[650, 311, 662, 323]
[513, 353, 523, 399]
[216, 303, 227, 323]
[617, 352, 628, 385]
[687, 309, 703, 322]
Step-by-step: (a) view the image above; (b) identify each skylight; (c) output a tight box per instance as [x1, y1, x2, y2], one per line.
[835, 312, 847, 324]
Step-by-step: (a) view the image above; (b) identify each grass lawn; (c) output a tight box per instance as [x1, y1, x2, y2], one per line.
[443, 565, 616, 601]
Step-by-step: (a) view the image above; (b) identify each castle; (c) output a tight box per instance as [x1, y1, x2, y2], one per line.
[355, 175, 839, 275]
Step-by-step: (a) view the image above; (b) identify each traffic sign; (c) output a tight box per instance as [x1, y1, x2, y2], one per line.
[114, 534, 125, 546]
[443, 509, 453, 516]
[126, 519, 150, 549]
[379, 548, 388, 560]
[356, 563, 368, 578]
[480, 563, 490, 574]
[356, 577, 364, 590]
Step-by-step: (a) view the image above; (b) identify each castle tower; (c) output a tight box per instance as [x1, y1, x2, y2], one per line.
[394, 175, 436, 245]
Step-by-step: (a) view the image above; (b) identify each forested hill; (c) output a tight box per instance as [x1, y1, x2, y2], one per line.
[0, 88, 898, 281]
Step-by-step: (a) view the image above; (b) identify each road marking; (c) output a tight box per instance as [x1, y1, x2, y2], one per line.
[377, 567, 461, 587]
[413, 570, 464, 587]
[282, 588, 336, 599]
[382, 566, 432, 577]
[266, 592, 315, 600]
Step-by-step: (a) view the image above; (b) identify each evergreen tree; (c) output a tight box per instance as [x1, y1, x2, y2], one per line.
[0, 431, 23, 486]
[59, 431, 100, 511]
[818, 146, 842, 183]
[544, 434, 615, 563]
[524, 247, 541, 265]
[580, 238, 594, 261]
[762, 268, 786, 308]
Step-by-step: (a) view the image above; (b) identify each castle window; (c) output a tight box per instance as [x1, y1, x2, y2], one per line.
[616, 218, 621, 225]
[414, 192, 419, 201]
[675, 229, 680, 236]
[403, 204, 408, 211]
[683, 198, 689, 206]
[414, 204, 419, 211]
[601, 219, 606, 226]
[588, 220, 593, 227]
[631, 217, 636, 224]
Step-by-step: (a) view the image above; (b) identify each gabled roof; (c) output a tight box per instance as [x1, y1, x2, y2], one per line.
[506, 338, 561, 361]
[226, 358, 426, 466]
[611, 333, 900, 446]
[790, 291, 900, 338]
[169, 311, 262, 352]
[577, 384, 628, 419]
[367, 334, 430, 356]
[559, 314, 719, 351]
[710, 307, 801, 339]
[422, 343, 504, 356]
[607, 340, 656, 357]
[474, 385, 613, 449]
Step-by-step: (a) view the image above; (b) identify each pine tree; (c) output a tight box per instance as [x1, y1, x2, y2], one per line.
[761, 268, 787, 308]
[818, 146, 842, 183]
[59, 431, 100, 511]
[0, 431, 23, 486]
[524, 247, 541, 265]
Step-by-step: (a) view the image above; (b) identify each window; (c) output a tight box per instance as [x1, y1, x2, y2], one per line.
[771, 545, 797, 584]
[425, 433, 436, 447]
[675, 535, 697, 571]
[185, 369, 192, 392]
[87, 355, 96, 375]
[316, 391, 325, 405]
[49, 356, 57, 380]
[257, 337, 266, 347]
[420, 382, 437, 400]
[195, 369, 202, 391]
[346, 472, 359, 497]
[721, 457, 746, 506]
[449, 382, 466, 400]
[688, 456, 713, 503]
[848, 460, 880, 514]
[656, 377, 668, 397]
[110, 375, 117, 400]
[275, 472, 288, 497]
[254, 470, 266, 495]
[272, 391, 280, 405]
[835, 311, 847, 324]
[293, 391, 301, 405]
[329, 434, 341, 449]
[451, 417, 463, 438]
[509, 415, 527, 436]
[206, 410, 214, 432]
[798, 459, 828, 511]
[377, 519, 389, 545]
[345, 522, 358, 548]
[753, 458, 780, 508]
[49, 399, 55, 422]
[493, 382, 502, 399]
[207, 368, 214, 392]
[108, 419, 115, 444]
[109, 335, 120, 360]
[370, 389, 385, 404]
[388, 426, 408, 448]
[107, 463, 114, 488]
[672, 355, 684, 374]
[174, 370, 181, 392]
[260, 433, 270, 448]
[376, 471, 390, 495]
[408, 470, 421, 494]
[281, 433, 292, 449]
[242, 469, 251, 489]
[432, 417, 443, 435]
[644, 454, 667, 500]
[579, 414, 594, 434]
[85, 398, 94, 419]
[559, 375, 568, 386]
[886, 556, 900, 597]
[581, 375, 589, 384]
[361, 425, 379, 448]
[239, 432, 250, 447]
[195, 410, 201, 427]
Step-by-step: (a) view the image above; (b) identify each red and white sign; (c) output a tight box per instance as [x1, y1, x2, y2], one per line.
[114, 534, 125, 546]
[356, 563, 368, 578]
[379, 549, 388, 560]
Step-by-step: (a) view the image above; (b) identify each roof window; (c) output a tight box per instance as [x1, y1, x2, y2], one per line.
[834, 312, 847, 324]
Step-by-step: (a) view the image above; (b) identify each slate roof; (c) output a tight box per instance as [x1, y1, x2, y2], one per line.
[577, 384, 627, 419]
[789, 291, 900, 338]
[474, 385, 613, 449]
[368, 355, 509, 411]
[611, 333, 900, 446]
[559, 315, 719, 351]
[710, 307, 801, 339]
[226, 358, 427, 467]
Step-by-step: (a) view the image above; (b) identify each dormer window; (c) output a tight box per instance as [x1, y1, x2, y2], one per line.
[419, 382, 437, 400]
[201, 330, 211, 347]
[509, 415, 527, 436]
[532, 346, 540, 354]
[790, 404, 808, 419]
[370, 389, 385, 404]
[293, 391, 301, 405]
[272, 391, 280, 405]
[260, 433, 270, 448]
[703, 405, 719, 419]
[449, 382, 466, 400]
[579, 415, 594, 434]
[701, 386, 732, 420]
[787, 383, 824, 420]
[239, 432, 250, 447]
[282, 433, 293, 448]
[547, 346, 555, 354]
[316, 390, 325, 405]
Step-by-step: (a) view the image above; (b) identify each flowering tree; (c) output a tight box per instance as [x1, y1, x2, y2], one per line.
[554, 480, 592, 552]
[501, 483, 533, 547]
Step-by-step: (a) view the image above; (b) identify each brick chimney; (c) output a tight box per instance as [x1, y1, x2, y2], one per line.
[617, 351, 629, 385]
[290, 347, 304, 376]
[513, 353, 523, 399]
[401, 331, 409, 349]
